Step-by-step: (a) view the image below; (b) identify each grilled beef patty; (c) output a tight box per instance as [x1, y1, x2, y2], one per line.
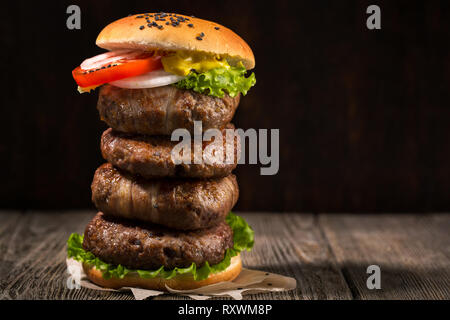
[97, 84, 240, 135]
[83, 212, 234, 270]
[100, 124, 240, 179]
[91, 163, 239, 230]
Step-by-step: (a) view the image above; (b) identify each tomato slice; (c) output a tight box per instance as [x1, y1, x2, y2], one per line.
[72, 53, 163, 88]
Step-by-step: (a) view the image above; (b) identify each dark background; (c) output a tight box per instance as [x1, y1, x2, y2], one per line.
[1, 0, 449, 213]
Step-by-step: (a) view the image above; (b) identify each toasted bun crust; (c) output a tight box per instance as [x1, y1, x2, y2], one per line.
[83, 254, 242, 291]
[96, 13, 255, 70]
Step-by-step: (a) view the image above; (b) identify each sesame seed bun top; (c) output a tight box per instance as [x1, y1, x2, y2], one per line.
[96, 13, 255, 70]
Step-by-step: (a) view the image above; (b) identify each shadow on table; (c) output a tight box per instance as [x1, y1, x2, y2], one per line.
[249, 262, 450, 299]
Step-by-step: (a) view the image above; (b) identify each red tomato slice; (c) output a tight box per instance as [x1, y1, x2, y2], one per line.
[72, 53, 163, 88]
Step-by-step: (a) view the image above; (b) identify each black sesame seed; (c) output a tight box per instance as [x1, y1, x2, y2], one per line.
[265, 273, 270, 276]
[147, 24, 152, 27]
[237, 287, 243, 290]
[158, 25, 163, 29]
[136, 15, 143, 18]
[215, 26, 220, 30]
[139, 25, 144, 30]
[107, 64, 111, 68]
[267, 283, 273, 286]
[188, 23, 193, 27]
[165, 22, 169, 25]
[196, 36, 203, 40]
[200, 32, 205, 37]
[101, 66, 106, 69]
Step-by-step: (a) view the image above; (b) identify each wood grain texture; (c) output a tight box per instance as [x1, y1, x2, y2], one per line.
[0, 211, 23, 278]
[0, 211, 133, 300]
[1, 211, 449, 300]
[237, 213, 351, 300]
[319, 213, 450, 299]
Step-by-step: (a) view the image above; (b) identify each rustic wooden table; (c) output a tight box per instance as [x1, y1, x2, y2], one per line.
[0, 211, 449, 300]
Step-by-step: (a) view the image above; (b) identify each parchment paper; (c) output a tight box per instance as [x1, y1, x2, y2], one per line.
[66, 258, 296, 300]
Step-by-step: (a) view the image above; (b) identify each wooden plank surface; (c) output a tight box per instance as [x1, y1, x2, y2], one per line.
[0, 211, 449, 300]
[236, 213, 351, 300]
[0, 211, 133, 300]
[319, 213, 450, 299]
[0, 211, 23, 279]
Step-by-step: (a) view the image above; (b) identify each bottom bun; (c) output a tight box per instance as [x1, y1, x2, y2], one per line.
[83, 254, 242, 291]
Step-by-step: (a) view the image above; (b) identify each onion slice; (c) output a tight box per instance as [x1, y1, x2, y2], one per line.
[80, 50, 143, 71]
[109, 70, 185, 89]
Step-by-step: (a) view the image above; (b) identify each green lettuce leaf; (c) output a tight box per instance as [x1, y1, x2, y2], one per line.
[67, 212, 254, 281]
[175, 63, 256, 98]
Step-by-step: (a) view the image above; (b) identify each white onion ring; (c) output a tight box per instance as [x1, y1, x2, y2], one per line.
[80, 50, 143, 71]
[109, 70, 185, 89]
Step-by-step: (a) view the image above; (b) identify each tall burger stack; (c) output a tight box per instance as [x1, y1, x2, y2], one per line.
[67, 13, 256, 290]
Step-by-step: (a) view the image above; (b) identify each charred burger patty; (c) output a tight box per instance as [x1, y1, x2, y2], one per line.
[97, 84, 240, 135]
[83, 212, 234, 270]
[91, 163, 239, 230]
[100, 124, 239, 179]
